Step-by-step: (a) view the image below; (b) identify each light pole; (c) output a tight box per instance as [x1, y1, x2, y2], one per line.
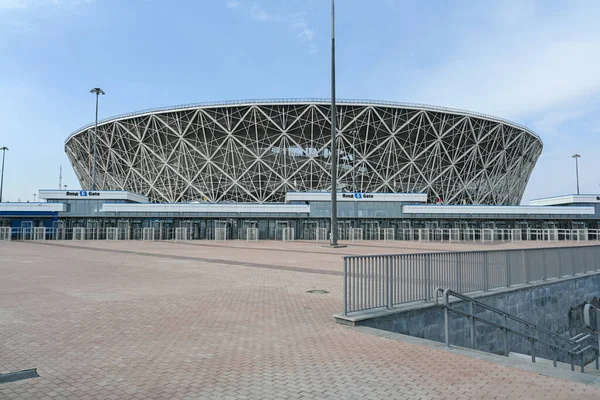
[33, 193, 36, 202]
[329, 0, 340, 247]
[572, 154, 581, 195]
[0, 146, 8, 202]
[90, 88, 105, 191]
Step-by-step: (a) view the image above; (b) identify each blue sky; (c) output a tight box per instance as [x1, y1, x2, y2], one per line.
[1, 0, 599, 203]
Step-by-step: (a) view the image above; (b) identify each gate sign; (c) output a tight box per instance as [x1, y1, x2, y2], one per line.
[64, 191, 100, 197]
[341, 193, 375, 200]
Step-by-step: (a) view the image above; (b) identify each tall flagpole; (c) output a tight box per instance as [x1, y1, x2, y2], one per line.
[329, 0, 339, 246]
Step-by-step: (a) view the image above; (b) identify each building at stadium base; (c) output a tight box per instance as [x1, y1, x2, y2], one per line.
[0, 190, 599, 242]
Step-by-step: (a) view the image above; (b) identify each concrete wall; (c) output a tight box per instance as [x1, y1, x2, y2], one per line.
[358, 272, 600, 362]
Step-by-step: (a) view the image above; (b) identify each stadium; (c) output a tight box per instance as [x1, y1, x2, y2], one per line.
[64, 99, 543, 205]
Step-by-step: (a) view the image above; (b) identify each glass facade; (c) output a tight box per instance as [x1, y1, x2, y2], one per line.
[310, 201, 404, 218]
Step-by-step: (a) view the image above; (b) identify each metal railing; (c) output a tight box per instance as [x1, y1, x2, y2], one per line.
[435, 288, 599, 372]
[343, 245, 600, 315]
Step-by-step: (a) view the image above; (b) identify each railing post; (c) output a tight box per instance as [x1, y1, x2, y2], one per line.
[557, 249, 562, 278]
[386, 256, 392, 309]
[523, 250, 529, 284]
[343, 258, 348, 316]
[503, 314, 509, 356]
[483, 252, 489, 292]
[424, 255, 431, 301]
[456, 253, 461, 293]
[470, 301, 476, 349]
[505, 251, 511, 287]
[530, 326, 536, 363]
[542, 250, 547, 281]
[443, 290, 450, 348]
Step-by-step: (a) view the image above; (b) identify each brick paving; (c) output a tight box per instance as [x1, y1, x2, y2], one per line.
[1, 240, 599, 399]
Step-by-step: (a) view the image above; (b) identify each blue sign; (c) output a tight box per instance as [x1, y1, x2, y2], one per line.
[79, 190, 88, 197]
[354, 193, 363, 199]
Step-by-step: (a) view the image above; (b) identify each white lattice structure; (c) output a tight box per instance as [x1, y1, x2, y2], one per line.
[65, 100, 542, 205]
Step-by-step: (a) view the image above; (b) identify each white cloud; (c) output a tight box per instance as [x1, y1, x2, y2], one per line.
[368, 3, 600, 123]
[225, 1, 317, 53]
[226, 0, 241, 9]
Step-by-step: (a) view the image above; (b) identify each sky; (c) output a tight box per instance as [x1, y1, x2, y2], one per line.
[0, 0, 599, 203]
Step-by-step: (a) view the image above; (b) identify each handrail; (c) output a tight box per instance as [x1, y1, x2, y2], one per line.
[344, 243, 600, 260]
[584, 303, 600, 332]
[435, 288, 600, 372]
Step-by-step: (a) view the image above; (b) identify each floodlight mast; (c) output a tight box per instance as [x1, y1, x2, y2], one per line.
[329, 0, 339, 247]
[90, 87, 105, 191]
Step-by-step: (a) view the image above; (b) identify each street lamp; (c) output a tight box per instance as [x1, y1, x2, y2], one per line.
[90, 87, 105, 191]
[0, 146, 8, 203]
[572, 154, 581, 195]
[33, 193, 36, 202]
[329, 0, 340, 247]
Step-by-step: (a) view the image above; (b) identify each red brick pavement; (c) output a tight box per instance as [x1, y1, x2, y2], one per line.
[0, 240, 599, 399]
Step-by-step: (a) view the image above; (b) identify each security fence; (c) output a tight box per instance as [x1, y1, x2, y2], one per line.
[1, 227, 599, 243]
[343, 245, 600, 315]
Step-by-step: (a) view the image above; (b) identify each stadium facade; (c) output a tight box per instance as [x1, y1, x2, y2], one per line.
[64, 99, 543, 205]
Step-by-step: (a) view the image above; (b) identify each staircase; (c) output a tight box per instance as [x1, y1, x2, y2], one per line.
[435, 288, 600, 373]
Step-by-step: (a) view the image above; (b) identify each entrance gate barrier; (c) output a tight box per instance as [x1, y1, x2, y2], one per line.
[73, 227, 85, 240]
[142, 227, 155, 241]
[246, 227, 259, 241]
[282, 227, 295, 241]
[316, 227, 328, 241]
[33, 227, 46, 241]
[174, 227, 189, 241]
[381, 228, 394, 241]
[0, 227, 11, 241]
[350, 228, 363, 241]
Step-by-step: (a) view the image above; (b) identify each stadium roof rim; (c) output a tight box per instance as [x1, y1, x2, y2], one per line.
[65, 98, 542, 145]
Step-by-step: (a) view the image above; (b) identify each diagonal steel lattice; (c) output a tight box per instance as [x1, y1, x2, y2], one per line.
[65, 99, 543, 205]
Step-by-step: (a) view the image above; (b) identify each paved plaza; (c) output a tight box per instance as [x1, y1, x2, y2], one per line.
[1, 240, 600, 399]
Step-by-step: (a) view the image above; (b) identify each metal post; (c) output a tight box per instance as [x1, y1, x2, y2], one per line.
[424, 254, 431, 301]
[470, 301, 476, 349]
[483, 252, 489, 291]
[90, 88, 105, 191]
[343, 258, 348, 315]
[329, 0, 339, 247]
[572, 154, 581, 195]
[444, 291, 450, 348]
[505, 251, 511, 287]
[455, 253, 461, 293]
[0, 146, 8, 202]
[386, 256, 392, 308]
[530, 326, 536, 363]
[503, 314, 509, 356]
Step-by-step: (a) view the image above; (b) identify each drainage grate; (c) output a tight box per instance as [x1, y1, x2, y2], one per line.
[307, 289, 330, 294]
[0, 369, 39, 384]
